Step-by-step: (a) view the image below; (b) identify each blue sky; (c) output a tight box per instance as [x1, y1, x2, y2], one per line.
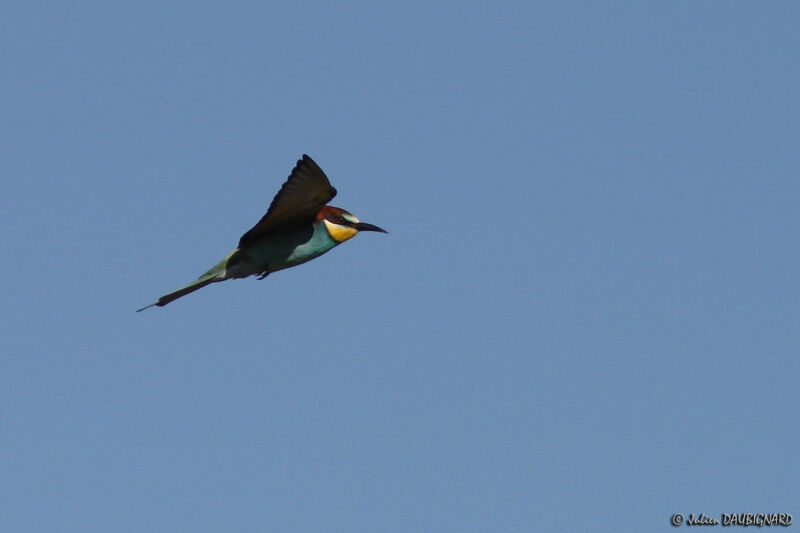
[2, 2, 798, 531]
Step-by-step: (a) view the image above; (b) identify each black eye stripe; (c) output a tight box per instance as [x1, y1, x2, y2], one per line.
[326, 212, 356, 226]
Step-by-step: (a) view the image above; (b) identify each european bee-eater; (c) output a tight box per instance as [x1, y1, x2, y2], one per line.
[137, 155, 386, 311]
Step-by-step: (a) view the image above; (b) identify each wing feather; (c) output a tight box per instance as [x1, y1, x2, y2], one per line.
[238, 155, 337, 247]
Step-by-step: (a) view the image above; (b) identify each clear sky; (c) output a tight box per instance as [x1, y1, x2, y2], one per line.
[2, 2, 798, 531]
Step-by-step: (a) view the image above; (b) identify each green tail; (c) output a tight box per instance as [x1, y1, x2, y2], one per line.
[136, 255, 230, 312]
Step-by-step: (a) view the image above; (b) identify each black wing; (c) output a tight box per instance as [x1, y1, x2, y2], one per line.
[238, 155, 337, 247]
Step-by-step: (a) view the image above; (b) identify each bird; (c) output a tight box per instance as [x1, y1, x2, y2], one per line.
[137, 154, 387, 311]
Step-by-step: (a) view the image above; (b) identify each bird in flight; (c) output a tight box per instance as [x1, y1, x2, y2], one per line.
[137, 155, 387, 311]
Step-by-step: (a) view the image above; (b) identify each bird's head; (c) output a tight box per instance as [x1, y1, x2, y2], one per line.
[319, 206, 388, 243]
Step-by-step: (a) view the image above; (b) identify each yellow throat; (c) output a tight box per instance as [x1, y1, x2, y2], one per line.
[323, 219, 359, 243]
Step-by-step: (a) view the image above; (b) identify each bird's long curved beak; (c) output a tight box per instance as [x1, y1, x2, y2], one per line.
[354, 222, 388, 234]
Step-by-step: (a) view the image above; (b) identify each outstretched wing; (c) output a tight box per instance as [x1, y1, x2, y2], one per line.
[238, 155, 337, 247]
